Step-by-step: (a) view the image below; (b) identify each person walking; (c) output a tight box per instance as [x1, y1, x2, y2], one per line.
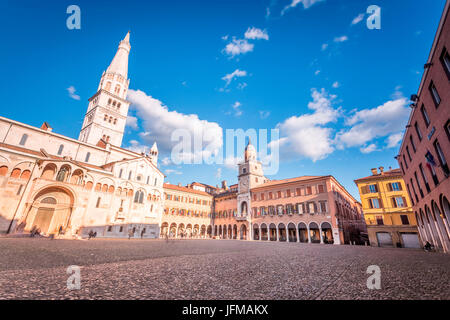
[128, 228, 133, 240]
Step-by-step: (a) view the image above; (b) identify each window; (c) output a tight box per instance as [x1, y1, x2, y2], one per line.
[318, 185, 325, 193]
[410, 178, 419, 203]
[128, 171, 132, 180]
[414, 122, 423, 141]
[376, 216, 384, 225]
[403, 155, 408, 169]
[308, 202, 315, 213]
[390, 182, 402, 191]
[286, 189, 291, 197]
[107, 226, 112, 232]
[445, 119, 450, 142]
[260, 193, 265, 200]
[414, 172, 424, 198]
[57, 144, 64, 156]
[392, 197, 406, 208]
[369, 198, 381, 209]
[85, 152, 90, 162]
[319, 201, 327, 213]
[433, 139, 449, 176]
[400, 215, 410, 225]
[119, 169, 123, 178]
[421, 105, 430, 127]
[277, 191, 281, 199]
[19, 134, 28, 146]
[419, 163, 431, 193]
[369, 184, 378, 193]
[429, 81, 441, 108]
[441, 47, 450, 80]
[96, 197, 101, 208]
[406, 146, 412, 162]
[410, 136, 416, 153]
[406, 184, 414, 206]
[296, 188, 301, 196]
[306, 186, 312, 195]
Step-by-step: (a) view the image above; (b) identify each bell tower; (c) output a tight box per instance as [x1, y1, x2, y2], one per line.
[237, 138, 266, 218]
[79, 32, 131, 147]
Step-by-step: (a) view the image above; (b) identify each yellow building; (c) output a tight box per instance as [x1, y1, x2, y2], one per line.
[354, 167, 421, 248]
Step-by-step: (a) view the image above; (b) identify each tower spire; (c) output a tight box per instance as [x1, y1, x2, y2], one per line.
[106, 31, 131, 78]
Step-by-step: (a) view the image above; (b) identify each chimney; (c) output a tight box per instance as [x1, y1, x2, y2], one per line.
[371, 168, 378, 175]
[177, 183, 182, 187]
[379, 166, 384, 175]
[222, 180, 228, 190]
[40, 122, 52, 132]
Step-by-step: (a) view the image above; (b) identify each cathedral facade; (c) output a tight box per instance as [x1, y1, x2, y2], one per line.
[0, 32, 366, 244]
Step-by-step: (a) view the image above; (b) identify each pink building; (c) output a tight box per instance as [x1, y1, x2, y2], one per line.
[397, 1, 450, 252]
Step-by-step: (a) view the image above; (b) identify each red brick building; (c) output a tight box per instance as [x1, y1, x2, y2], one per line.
[397, 1, 450, 252]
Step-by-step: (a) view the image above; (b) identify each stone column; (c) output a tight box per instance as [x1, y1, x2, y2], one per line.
[319, 227, 324, 244]
[307, 226, 311, 243]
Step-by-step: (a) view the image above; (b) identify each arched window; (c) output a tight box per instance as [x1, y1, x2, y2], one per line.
[85, 152, 91, 162]
[105, 82, 111, 91]
[19, 134, 28, 146]
[0, 166, 8, 176]
[134, 191, 140, 203]
[113, 119, 117, 125]
[115, 84, 121, 94]
[128, 171, 132, 180]
[56, 167, 69, 182]
[41, 197, 57, 204]
[139, 191, 144, 204]
[104, 115, 108, 121]
[108, 99, 112, 105]
[57, 144, 64, 156]
[117, 103, 121, 109]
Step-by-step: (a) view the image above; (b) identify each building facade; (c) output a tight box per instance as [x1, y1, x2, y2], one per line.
[0, 31, 367, 245]
[0, 33, 165, 239]
[355, 167, 420, 248]
[397, 1, 450, 252]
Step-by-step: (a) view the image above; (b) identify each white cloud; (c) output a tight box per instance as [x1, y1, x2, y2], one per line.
[321, 43, 328, 51]
[259, 110, 271, 119]
[222, 69, 247, 86]
[360, 143, 378, 154]
[224, 38, 254, 57]
[314, 70, 321, 75]
[232, 101, 243, 117]
[281, 0, 325, 15]
[126, 116, 139, 130]
[334, 35, 348, 43]
[332, 81, 340, 88]
[237, 82, 248, 90]
[127, 89, 223, 163]
[215, 168, 222, 179]
[386, 132, 404, 148]
[351, 13, 364, 25]
[221, 35, 229, 41]
[165, 169, 182, 175]
[273, 88, 339, 162]
[336, 98, 410, 148]
[67, 86, 80, 100]
[244, 27, 269, 40]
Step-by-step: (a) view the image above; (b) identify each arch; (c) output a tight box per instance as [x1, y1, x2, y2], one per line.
[85, 181, 93, 190]
[288, 222, 297, 242]
[200, 225, 206, 238]
[432, 200, 450, 250]
[24, 186, 75, 236]
[56, 165, 71, 182]
[11, 168, 21, 179]
[160, 222, 169, 237]
[269, 223, 277, 241]
[278, 223, 287, 242]
[233, 224, 238, 240]
[298, 222, 308, 243]
[169, 223, 177, 237]
[177, 223, 185, 238]
[253, 223, 260, 240]
[70, 169, 84, 185]
[218, 225, 222, 238]
[240, 224, 247, 240]
[260, 223, 268, 241]
[308, 222, 320, 243]
[440, 196, 450, 233]
[186, 224, 193, 238]
[241, 201, 248, 215]
[320, 222, 334, 244]
[425, 205, 443, 250]
[0, 165, 8, 176]
[228, 224, 232, 239]
[20, 170, 31, 180]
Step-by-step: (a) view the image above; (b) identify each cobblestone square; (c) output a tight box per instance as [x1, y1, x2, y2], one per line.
[0, 238, 449, 300]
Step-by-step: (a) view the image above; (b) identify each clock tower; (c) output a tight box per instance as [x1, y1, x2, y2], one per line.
[237, 139, 266, 219]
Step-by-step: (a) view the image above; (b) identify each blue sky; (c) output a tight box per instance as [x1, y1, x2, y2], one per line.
[0, 0, 446, 200]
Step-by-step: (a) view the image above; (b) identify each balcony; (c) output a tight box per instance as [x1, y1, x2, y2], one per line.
[235, 215, 248, 221]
